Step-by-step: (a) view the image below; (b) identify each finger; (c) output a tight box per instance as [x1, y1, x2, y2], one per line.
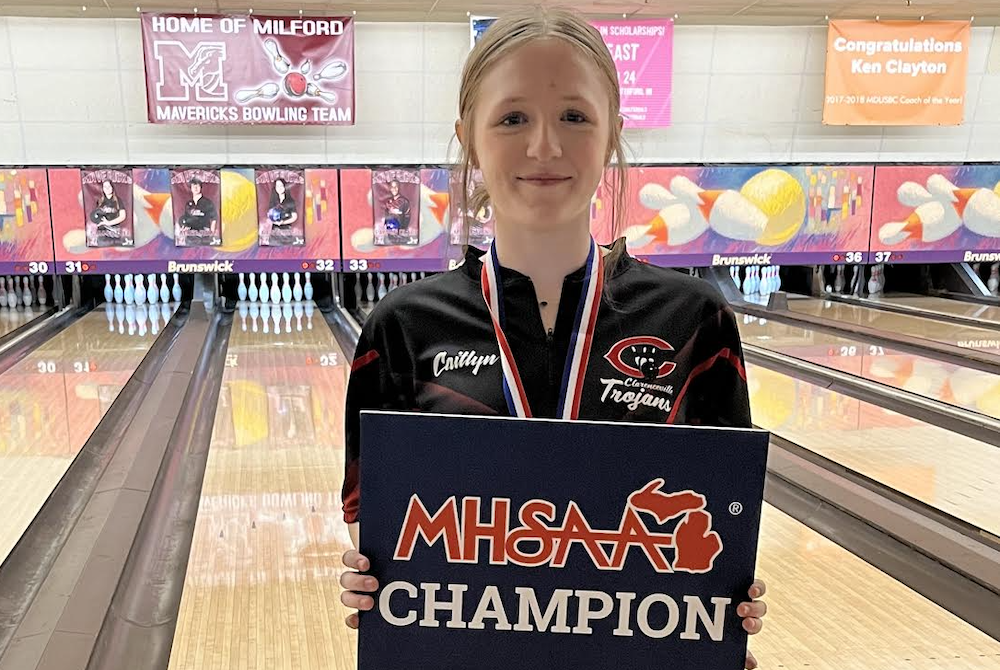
[742, 617, 762, 635]
[339, 571, 379, 593]
[346, 613, 359, 629]
[342, 550, 371, 572]
[749, 579, 766, 599]
[340, 591, 376, 611]
[745, 649, 758, 670]
[738, 601, 767, 619]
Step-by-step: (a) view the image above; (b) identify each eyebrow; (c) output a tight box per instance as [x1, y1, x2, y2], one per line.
[499, 95, 589, 104]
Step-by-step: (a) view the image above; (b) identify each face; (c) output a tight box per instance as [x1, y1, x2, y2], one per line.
[191, 182, 202, 197]
[103, 181, 114, 198]
[459, 38, 616, 234]
[390, 181, 400, 196]
[275, 179, 286, 195]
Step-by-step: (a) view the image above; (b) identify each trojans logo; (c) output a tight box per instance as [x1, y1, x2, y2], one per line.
[604, 336, 676, 380]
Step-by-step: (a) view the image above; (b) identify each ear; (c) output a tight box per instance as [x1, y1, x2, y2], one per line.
[455, 119, 478, 169]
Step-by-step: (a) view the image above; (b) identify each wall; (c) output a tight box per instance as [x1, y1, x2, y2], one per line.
[1, 17, 998, 166]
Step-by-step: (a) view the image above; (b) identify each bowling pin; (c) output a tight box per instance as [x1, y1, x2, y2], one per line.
[775, 266, 782, 292]
[250, 302, 260, 333]
[235, 81, 281, 103]
[988, 263, 1000, 295]
[377, 273, 387, 300]
[126, 304, 136, 336]
[20, 276, 31, 306]
[294, 301, 304, 332]
[137, 305, 148, 337]
[389, 273, 399, 293]
[270, 273, 281, 305]
[259, 272, 270, 303]
[283, 304, 293, 334]
[281, 273, 293, 303]
[161, 302, 171, 326]
[248, 273, 259, 302]
[354, 274, 363, 305]
[730, 266, 740, 289]
[114, 275, 124, 303]
[399, 273, 408, 287]
[304, 272, 314, 301]
[263, 39, 291, 74]
[116, 303, 125, 334]
[272, 305, 281, 333]
[293, 273, 303, 302]
[238, 273, 248, 301]
[35, 276, 45, 306]
[150, 305, 160, 336]
[365, 273, 375, 303]
[304, 301, 314, 330]
[147, 274, 158, 304]
[160, 274, 170, 304]
[172, 273, 182, 302]
[0, 277, 6, 308]
[834, 266, 845, 294]
[239, 302, 249, 332]
[262, 304, 271, 334]
[135, 274, 146, 305]
[867, 266, 879, 296]
[104, 274, 114, 303]
[124, 275, 135, 305]
[105, 303, 115, 332]
[412, 272, 419, 283]
[7, 278, 17, 309]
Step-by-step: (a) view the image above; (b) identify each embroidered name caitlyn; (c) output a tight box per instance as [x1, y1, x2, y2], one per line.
[433, 350, 499, 377]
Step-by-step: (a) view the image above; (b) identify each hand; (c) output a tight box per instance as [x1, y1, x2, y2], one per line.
[739, 579, 767, 669]
[340, 549, 379, 629]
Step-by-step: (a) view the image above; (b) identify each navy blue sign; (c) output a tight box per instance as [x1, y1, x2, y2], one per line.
[358, 412, 769, 670]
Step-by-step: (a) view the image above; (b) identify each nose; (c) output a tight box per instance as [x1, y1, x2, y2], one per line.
[526, 119, 562, 162]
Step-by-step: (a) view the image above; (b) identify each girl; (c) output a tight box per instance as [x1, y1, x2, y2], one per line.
[90, 180, 126, 228]
[339, 8, 767, 667]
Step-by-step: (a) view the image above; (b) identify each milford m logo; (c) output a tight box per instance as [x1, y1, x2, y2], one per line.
[152, 41, 229, 102]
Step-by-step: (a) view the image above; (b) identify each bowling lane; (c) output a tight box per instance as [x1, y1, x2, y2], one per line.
[787, 296, 1000, 355]
[882, 295, 1000, 322]
[168, 302, 356, 670]
[737, 314, 1000, 420]
[0, 302, 179, 565]
[0, 306, 42, 339]
[752, 505, 1000, 670]
[747, 362, 1000, 536]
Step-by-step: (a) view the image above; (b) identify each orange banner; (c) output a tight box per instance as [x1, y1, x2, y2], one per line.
[823, 20, 970, 126]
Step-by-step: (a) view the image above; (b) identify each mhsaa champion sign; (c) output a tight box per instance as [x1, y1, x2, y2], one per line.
[358, 412, 768, 669]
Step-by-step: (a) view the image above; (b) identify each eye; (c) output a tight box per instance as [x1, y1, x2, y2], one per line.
[563, 110, 588, 123]
[499, 112, 527, 126]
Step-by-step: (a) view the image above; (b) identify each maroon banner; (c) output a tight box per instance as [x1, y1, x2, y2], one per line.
[256, 168, 306, 247]
[141, 13, 354, 125]
[82, 169, 134, 248]
[171, 169, 222, 247]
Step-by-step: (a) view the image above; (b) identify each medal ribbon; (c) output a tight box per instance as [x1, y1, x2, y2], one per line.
[481, 237, 604, 420]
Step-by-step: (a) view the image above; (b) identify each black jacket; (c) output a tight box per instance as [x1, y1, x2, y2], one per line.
[342, 239, 752, 523]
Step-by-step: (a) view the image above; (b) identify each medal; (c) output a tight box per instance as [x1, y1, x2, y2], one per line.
[481, 237, 603, 420]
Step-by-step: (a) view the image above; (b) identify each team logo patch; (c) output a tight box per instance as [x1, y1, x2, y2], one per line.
[605, 336, 676, 380]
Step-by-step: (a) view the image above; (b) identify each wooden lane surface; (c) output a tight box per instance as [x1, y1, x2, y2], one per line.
[747, 363, 1000, 536]
[167, 304, 355, 670]
[738, 315, 1000, 420]
[885, 296, 1000, 322]
[788, 297, 1000, 355]
[0, 305, 40, 339]
[0, 304, 177, 565]
[168, 305, 1000, 670]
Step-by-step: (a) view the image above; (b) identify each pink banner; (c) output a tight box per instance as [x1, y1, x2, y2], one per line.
[591, 20, 673, 128]
[0, 169, 55, 274]
[49, 167, 341, 273]
[141, 13, 354, 126]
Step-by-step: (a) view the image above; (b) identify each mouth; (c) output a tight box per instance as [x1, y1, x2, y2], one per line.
[518, 175, 572, 186]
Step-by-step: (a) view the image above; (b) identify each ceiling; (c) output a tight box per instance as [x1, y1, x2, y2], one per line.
[0, 0, 996, 24]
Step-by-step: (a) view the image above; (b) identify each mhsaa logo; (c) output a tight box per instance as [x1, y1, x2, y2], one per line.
[393, 478, 722, 574]
[605, 336, 676, 380]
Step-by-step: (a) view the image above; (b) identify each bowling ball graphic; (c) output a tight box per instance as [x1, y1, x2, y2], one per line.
[384, 216, 400, 230]
[268, 207, 284, 222]
[284, 72, 308, 97]
[740, 169, 806, 246]
[219, 170, 257, 253]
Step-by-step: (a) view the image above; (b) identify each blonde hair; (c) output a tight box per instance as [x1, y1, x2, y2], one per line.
[454, 6, 629, 257]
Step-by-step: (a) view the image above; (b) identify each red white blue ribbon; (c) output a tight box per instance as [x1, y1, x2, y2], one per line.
[480, 238, 604, 420]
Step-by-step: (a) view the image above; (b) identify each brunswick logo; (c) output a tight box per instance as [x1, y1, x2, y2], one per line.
[605, 336, 677, 380]
[377, 479, 731, 640]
